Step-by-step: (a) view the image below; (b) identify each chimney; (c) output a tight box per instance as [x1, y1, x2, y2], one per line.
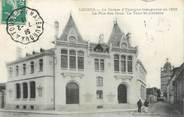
[54, 21, 59, 39]
[16, 47, 22, 59]
[40, 48, 45, 52]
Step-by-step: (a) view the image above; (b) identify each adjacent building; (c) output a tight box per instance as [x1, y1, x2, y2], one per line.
[166, 67, 180, 104]
[173, 63, 184, 113]
[146, 87, 159, 103]
[5, 15, 147, 110]
[0, 83, 5, 108]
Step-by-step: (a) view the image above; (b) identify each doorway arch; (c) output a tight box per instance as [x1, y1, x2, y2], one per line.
[66, 82, 79, 104]
[118, 84, 127, 103]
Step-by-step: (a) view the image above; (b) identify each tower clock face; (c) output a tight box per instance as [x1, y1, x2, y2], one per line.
[69, 36, 76, 42]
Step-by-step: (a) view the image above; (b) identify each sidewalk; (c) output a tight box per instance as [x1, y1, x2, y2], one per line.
[0, 108, 137, 115]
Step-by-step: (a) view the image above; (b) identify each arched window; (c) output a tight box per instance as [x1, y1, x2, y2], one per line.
[114, 54, 119, 72]
[66, 82, 79, 104]
[61, 49, 68, 68]
[121, 55, 126, 72]
[118, 84, 127, 103]
[128, 56, 133, 72]
[69, 50, 76, 69]
[96, 76, 103, 87]
[77, 51, 84, 70]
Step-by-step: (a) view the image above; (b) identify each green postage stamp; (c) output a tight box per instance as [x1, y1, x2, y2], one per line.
[1, 0, 26, 24]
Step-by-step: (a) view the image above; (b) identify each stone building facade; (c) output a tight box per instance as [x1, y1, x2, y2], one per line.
[146, 87, 159, 103]
[5, 15, 147, 110]
[173, 63, 184, 114]
[166, 67, 180, 104]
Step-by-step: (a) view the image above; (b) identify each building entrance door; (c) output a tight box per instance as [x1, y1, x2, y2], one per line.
[118, 84, 127, 103]
[66, 82, 79, 104]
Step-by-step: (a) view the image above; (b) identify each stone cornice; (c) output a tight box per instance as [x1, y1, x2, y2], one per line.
[89, 52, 110, 58]
[56, 41, 88, 49]
[111, 47, 137, 53]
[7, 51, 54, 66]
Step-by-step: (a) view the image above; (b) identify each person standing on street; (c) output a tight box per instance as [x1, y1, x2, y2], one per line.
[144, 99, 149, 112]
[137, 99, 142, 112]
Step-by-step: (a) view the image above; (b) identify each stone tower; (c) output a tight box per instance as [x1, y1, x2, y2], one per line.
[160, 58, 173, 97]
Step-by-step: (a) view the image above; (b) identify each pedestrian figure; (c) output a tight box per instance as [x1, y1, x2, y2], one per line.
[143, 99, 149, 112]
[137, 99, 142, 112]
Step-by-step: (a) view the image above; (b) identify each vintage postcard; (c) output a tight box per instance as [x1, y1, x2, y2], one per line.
[0, 0, 183, 117]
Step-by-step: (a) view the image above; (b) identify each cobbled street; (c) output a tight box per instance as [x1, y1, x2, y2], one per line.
[0, 102, 183, 117]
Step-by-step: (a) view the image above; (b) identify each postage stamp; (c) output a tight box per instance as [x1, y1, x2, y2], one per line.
[2, 0, 26, 24]
[6, 7, 44, 45]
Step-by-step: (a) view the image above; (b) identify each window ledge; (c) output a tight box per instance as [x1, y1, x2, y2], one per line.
[22, 98, 28, 101]
[69, 69, 77, 71]
[114, 71, 120, 73]
[61, 68, 68, 70]
[78, 69, 84, 72]
[30, 98, 36, 101]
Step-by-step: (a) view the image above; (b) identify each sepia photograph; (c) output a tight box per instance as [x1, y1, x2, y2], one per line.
[0, 0, 183, 117]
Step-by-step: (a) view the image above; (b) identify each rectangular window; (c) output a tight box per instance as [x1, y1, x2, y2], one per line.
[23, 64, 26, 75]
[121, 55, 126, 72]
[70, 56, 76, 69]
[95, 59, 99, 71]
[78, 57, 84, 69]
[23, 83, 28, 98]
[16, 83, 21, 98]
[9, 67, 13, 77]
[16, 65, 19, 76]
[39, 59, 43, 72]
[100, 59, 104, 71]
[78, 51, 84, 70]
[30, 81, 36, 98]
[128, 56, 133, 72]
[61, 49, 68, 68]
[61, 55, 68, 68]
[69, 50, 76, 69]
[96, 90, 103, 99]
[96, 77, 103, 87]
[30, 61, 34, 74]
[114, 55, 119, 72]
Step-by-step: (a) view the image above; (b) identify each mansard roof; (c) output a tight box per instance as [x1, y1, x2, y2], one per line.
[58, 14, 85, 43]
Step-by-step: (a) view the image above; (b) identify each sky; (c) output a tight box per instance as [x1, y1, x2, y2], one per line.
[0, 0, 183, 88]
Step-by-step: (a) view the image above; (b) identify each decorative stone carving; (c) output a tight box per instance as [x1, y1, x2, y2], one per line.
[114, 75, 133, 81]
[61, 72, 84, 79]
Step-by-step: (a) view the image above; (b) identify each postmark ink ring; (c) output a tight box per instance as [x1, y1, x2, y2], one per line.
[6, 7, 44, 45]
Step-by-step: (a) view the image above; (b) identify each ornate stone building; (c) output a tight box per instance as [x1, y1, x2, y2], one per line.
[5, 15, 147, 110]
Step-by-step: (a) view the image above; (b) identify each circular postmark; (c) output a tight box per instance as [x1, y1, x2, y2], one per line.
[6, 7, 44, 45]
